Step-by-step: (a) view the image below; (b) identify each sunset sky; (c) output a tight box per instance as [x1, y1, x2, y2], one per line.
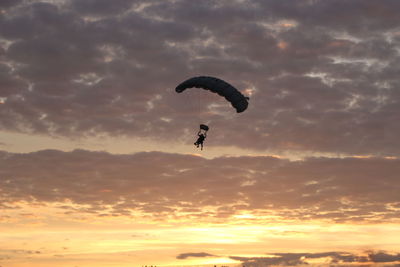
[1, 0, 400, 266]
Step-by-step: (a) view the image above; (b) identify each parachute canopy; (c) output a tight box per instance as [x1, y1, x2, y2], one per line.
[200, 124, 209, 131]
[175, 76, 249, 113]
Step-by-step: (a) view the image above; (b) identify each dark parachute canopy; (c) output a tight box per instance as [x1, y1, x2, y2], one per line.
[199, 124, 209, 131]
[175, 76, 249, 113]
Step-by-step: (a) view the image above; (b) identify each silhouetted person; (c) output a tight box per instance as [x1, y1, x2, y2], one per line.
[194, 130, 206, 150]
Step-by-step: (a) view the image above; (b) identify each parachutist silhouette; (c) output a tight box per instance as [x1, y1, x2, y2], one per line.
[194, 124, 209, 150]
[194, 130, 206, 150]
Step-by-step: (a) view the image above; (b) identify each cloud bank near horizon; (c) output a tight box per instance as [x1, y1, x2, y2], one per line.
[176, 250, 400, 266]
[1, 149, 399, 223]
[1, 0, 400, 156]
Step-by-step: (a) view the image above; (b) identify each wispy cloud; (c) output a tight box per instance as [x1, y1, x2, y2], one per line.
[1, 150, 399, 223]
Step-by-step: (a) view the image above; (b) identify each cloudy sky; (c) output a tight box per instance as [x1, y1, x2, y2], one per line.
[1, 0, 400, 266]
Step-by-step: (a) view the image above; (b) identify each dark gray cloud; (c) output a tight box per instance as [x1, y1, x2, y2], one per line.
[176, 252, 216, 259]
[68, 0, 137, 16]
[1, 0, 400, 156]
[1, 149, 399, 222]
[369, 252, 400, 263]
[258, 0, 400, 37]
[0, 0, 22, 9]
[226, 251, 400, 266]
[173, 250, 400, 266]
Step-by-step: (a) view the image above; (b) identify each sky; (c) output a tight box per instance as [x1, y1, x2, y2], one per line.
[1, 0, 400, 266]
